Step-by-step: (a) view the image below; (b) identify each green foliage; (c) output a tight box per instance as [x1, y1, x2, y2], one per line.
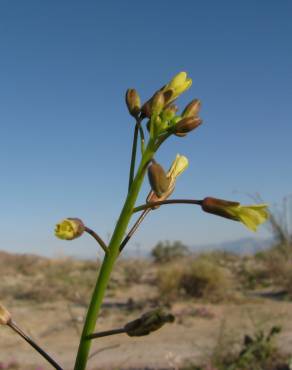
[183, 326, 287, 370]
[151, 240, 190, 263]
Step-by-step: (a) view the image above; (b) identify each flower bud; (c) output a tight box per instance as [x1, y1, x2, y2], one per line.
[182, 99, 201, 118]
[146, 154, 189, 209]
[55, 218, 85, 240]
[141, 101, 151, 118]
[169, 72, 190, 90]
[151, 91, 165, 115]
[125, 88, 141, 118]
[124, 308, 175, 337]
[162, 72, 192, 103]
[202, 197, 240, 219]
[0, 303, 11, 325]
[174, 117, 202, 137]
[148, 161, 171, 197]
[161, 104, 178, 121]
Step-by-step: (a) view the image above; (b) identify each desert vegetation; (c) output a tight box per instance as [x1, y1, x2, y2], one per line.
[1, 234, 292, 369]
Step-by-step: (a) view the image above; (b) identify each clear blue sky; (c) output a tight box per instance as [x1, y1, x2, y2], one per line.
[0, 0, 291, 258]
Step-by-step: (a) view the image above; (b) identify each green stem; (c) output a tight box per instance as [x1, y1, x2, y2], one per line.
[87, 327, 125, 340]
[138, 124, 145, 154]
[74, 142, 155, 370]
[84, 227, 108, 254]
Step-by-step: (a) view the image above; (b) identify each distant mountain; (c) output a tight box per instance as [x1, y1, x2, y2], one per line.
[121, 237, 274, 258]
[0, 237, 274, 261]
[191, 237, 273, 255]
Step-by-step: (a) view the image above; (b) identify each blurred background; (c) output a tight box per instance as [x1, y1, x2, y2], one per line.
[0, 1, 292, 369]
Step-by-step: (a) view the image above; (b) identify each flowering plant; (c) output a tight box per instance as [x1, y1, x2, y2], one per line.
[0, 72, 268, 370]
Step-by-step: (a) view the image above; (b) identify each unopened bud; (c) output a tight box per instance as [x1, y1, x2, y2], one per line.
[125, 89, 141, 118]
[174, 117, 202, 137]
[201, 197, 240, 220]
[148, 161, 171, 197]
[151, 92, 165, 115]
[124, 308, 175, 337]
[141, 101, 152, 118]
[182, 99, 201, 118]
[161, 105, 178, 121]
[55, 218, 85, 240]
[0, 303, 11, 325]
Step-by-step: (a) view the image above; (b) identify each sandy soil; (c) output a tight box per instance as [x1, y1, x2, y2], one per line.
[1, 298, 292, 370]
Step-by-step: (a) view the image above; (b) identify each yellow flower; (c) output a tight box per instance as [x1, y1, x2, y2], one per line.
[163, 72, 192, 103]
[147, 154, 188, 206]
[55, 218, 85, 240]
[141, 72, 192, 118]
[0, 303, 11, 325]
[201, 197, 269, 232]
[167, 154, 189, 181]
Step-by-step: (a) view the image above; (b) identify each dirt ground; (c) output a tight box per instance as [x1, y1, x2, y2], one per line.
[1, 251, 292, 369]
[1, 298, 292, 369]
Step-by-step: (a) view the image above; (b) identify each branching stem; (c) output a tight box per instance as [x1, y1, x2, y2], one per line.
[128, 117, 142, 191]
[133, 199, 203, 213]
[119, 209, 151, 252]
[8, 320, 63, 370]
[87, 328, 125, 340]
[84, 227, 108, 254]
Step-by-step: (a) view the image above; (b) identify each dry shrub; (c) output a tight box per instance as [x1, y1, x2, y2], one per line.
[234, 256, 272, 290]
[255, 247, 292, 289]
[0, 252, 100, 303]
[122, 259, 148, 285]
[157, 256, 234, 302]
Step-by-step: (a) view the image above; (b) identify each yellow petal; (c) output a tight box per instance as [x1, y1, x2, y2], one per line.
[235, 204, 269, 232]
[168, 72, 187, 89]
[55, 218, 85, 240]
[174, 78, 192, 95]
[167, 154, 189, 180]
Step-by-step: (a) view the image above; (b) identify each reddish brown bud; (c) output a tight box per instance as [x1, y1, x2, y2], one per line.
[174, 117, 202, 137]
[182, 99, 201, 118]
[125, 89, 141, 118]
[201, 197, 240, 220]
[148, 161, 171, 197]
[141, 101, 152, 118]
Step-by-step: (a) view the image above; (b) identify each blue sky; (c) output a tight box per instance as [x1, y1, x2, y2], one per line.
[0, 0, 291, 258]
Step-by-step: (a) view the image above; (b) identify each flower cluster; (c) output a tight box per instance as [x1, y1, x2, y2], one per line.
[126, 72, 202, 141]
[126, 72, 268, 231]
